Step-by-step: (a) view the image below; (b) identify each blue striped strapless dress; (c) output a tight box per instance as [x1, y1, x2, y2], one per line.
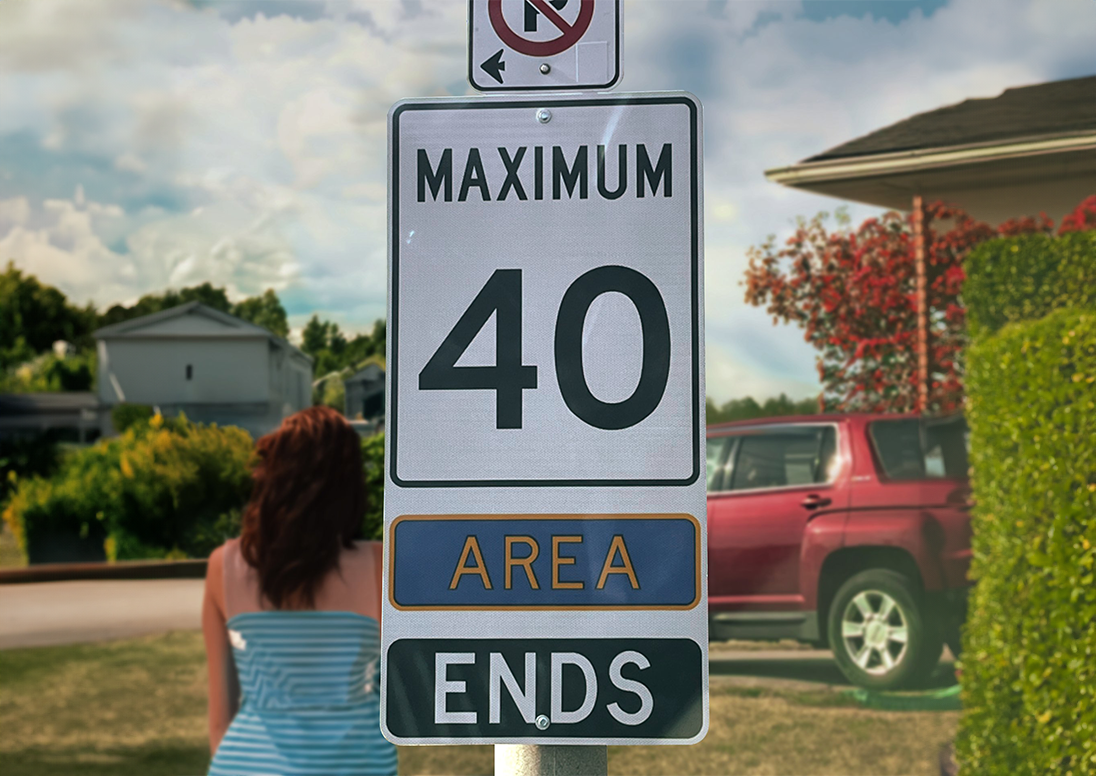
[208, 611, 397, 776]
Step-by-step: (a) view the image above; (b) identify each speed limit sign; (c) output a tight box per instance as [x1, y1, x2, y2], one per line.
[382, 93, 707, 745]
[388, 94, 701, 487]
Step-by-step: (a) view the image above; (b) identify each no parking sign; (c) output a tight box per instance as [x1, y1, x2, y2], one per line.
[469, 0, 621, 91]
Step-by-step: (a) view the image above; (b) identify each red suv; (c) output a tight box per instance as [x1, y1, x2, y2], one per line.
[706, 414, 971, 689]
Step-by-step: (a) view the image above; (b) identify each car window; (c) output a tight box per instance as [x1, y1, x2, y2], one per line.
[923, 416, 969, 479]
[706, 437, 729, 492]
[870, 416, 969, 481]
[729, 427, 836, 491]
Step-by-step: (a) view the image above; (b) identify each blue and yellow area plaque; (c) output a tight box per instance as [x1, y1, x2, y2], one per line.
[390, 514, 700, 610]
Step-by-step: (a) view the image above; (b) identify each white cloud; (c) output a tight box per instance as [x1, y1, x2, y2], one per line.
[0, 194, 137, 306]
[707, 341, 819, 404]
[114, 153, 148, 174]
[0, 0, 1094, 401]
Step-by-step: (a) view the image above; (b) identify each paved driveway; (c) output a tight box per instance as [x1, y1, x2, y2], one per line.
[0, 578, 204, 649]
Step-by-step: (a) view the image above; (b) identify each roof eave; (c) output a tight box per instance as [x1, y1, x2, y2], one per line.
[766, 133, 1096, 188]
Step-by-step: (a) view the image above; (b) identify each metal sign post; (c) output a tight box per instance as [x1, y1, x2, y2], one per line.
[496, 743, 608, 775]
[382, 4, 706, 774]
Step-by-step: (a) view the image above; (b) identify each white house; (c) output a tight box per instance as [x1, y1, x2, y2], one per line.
[344, 362, 385, 422]
[94, 302, 313, 439]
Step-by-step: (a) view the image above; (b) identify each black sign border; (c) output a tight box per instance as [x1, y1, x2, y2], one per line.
[389, 95, 702, 489]
[467, 0, 623, 93]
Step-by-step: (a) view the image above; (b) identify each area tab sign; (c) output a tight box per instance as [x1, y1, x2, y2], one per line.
[469, 0, 621, 92]
[382, 92, 707, 746]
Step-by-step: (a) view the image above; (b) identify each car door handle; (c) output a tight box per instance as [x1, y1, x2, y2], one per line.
[801, 494, 832, 509]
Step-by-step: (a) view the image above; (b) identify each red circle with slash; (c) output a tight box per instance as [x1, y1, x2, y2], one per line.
[488, 0, 595, 57]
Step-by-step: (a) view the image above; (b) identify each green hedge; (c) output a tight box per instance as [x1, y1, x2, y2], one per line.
[2, 419, 387, 562]
[2, 414, 254, 561]
[964, 230, 1096, 338]
[361, 432, 384, 541]
[957, 308, 1096, 774]
[111, 403, 155, 434]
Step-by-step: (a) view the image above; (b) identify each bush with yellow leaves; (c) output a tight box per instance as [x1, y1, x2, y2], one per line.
[2, 413, 253, 563]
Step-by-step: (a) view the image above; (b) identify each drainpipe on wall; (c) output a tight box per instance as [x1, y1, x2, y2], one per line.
[912, 194, 930, 413]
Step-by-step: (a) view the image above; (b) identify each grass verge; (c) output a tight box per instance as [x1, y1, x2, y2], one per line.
[0, 631, 956, 775]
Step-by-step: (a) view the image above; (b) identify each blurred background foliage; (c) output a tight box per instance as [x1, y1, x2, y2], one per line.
[706, 393, 818, 424]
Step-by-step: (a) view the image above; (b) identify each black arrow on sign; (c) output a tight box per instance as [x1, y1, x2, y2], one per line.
[480, 49, 506, 85]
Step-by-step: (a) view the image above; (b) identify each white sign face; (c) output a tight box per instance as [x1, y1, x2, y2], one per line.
[469, 0, 620, 92]
[383, 93, 707, 746]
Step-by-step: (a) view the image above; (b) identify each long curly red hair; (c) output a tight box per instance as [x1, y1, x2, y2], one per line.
[239, 406, 365, 609]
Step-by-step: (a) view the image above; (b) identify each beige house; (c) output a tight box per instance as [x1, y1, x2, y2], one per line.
[94, 302, 313, 439]
[766, 74, 1096, 225]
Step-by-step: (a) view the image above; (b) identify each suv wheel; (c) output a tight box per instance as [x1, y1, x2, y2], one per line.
[827, 569, 943, 690]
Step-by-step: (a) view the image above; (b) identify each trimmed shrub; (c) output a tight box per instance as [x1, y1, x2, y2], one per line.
[3, 421, 388, 563]
[361, 432, 384, 541]
[957, 308, 1096, 773]
[111, 403, 155, 433]
[0, 434, 60, 506]
[964, 230, 1096, 338]
[2, 414, 254, 562]
[3, 418, 389, 564]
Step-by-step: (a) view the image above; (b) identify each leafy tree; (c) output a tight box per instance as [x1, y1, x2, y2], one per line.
[302, 314, 330, 357]
[302, 314, 386, 394]
[706, 393, 818, 425]
[0, 351, 96, 393]
[742, 197, 1095, 413]
[320, 376, 345, 412]
[230, 289, 289, 339]
[0, 262, 97, 369]
[360, 433, 384, 541]
[97, 282, 233, 328]
[1058, 194, 1096, 234]
[98, 283, 289, 339]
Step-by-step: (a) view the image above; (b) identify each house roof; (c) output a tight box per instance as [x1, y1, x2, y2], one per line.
[93, 302, 312, 363]
[0, 392, 99, 416]
[764, 75, 1096, 218]
[806, 75, 1096, 162]
[345, 363, 385, 384]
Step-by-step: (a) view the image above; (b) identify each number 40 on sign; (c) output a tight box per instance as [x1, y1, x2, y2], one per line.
[420, 266, 670, 431]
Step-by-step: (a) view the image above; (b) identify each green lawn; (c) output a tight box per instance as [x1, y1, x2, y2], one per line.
[0, 631, 957, 775]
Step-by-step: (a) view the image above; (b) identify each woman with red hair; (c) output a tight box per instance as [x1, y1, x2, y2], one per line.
[202, 406, 396, 775]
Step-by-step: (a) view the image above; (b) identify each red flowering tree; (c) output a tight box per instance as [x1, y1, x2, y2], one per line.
[742, 199, 1096, 414]
[1058, 194, 1096, 233]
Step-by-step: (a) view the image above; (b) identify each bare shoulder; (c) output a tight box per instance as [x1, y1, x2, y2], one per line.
[203, 542, 230, 616]
[343, 540, 382, 566]
[207, 543, 226, 579]
[351, 539, 383, 554]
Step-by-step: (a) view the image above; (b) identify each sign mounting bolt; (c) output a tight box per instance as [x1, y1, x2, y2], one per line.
[540, 63, 551, 74]
[536, 108, 552, 124]
[535, 715, 550, 730]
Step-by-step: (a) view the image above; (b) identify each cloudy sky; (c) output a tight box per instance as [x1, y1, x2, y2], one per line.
[1, 0, 1093, 401]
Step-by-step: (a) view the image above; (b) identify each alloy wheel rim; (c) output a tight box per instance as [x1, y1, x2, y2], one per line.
[841, 590, 909, 676]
